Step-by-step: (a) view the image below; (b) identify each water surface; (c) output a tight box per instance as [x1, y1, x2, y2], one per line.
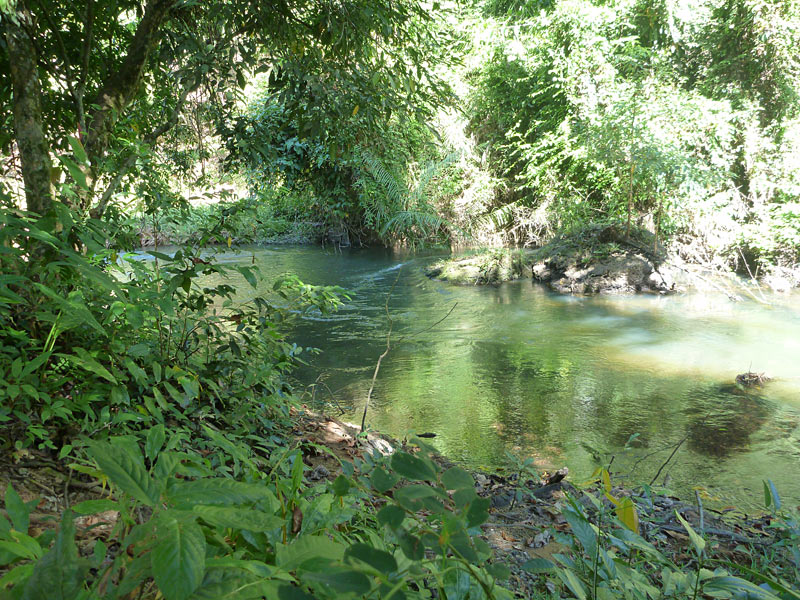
[205, 245, 800, 508]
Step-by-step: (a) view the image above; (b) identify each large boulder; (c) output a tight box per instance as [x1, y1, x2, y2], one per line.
[427, 224, 677, 295]
[534, 252, 675, 294]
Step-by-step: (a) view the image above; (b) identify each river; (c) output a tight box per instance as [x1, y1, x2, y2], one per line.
[206, 245, 800, 508]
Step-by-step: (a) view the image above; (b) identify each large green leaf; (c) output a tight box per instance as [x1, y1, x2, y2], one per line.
[146, 424, 166, 460]
[557, 568, 588, 600]
[377, 505, 405, 529]
[87, 442, 159, 506]
[441, 467, 474, 491]
[369, 467, 399, 493]
[344, 543, 398, 574]
[276, 535, 346, 570]
[21, 511, 85, 600]
[563, 506, 597, 557]
[167, 479, 279, 510]
[192, 506, 283, 532]
[189, 570, 278, 600]
[704, 576, 781, 600]
[675, 511, 705, 555]
[390, 452, 436, 481]
[64, 348, 117, 384]
[151, 512, 206, 600]
[301, 568, 371, 595]
[5, 484, 29, 532]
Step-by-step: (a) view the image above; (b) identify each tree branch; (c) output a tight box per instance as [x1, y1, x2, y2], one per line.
[91, 75, 200, 218]
[85, 0, 175, 172]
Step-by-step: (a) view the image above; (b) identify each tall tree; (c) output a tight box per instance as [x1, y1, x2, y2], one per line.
[0, 0, 454, 219]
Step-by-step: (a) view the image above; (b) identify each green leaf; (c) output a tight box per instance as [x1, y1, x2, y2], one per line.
[557, 568, 588, 600]
[466, 496, 491, 528]
[675, 511, 705, 555]
[331, 475, 350, 497]
[5, 484, 29, 532]
[58, 156, 88, 190]
[300, 568, 371, 595]
[154, 452, 182, 484]
[704, 576, 781, 600]
[390, 452, 436, 481]
[189, 570, 277, 600]
[377, 504, 405, 529]
[67, 136, 88, 165]
[87, 441, 159, 507]
[397, 531, 424, 560]
[452, 487, 478, 509]
[152, 512, 206, 600]
[344, 543, 398, 574]
[126, 358, 149, 386]
[71, 499, 121, 515]
[148, 251, 175, 261]
[766, 479, 781, 511]
[65, 348, 117, 384]
[238, 266, 258, 288]
[192, 506, 283, 532]
[146, 424, 166, 460]
[276, 535, 346, 570]
[487, 563, 511, 580]
[0, 540, 41, 560]
[441, 467, 474, 491]
[370, 467, 399, 493]
[615, 496, 639, 533]
[0, 563, 34, 590]
[564, 506, 597, 557]
[21, 511, 85, 600]
[20, 351, 51, 378]
[167, 479, 279, 510]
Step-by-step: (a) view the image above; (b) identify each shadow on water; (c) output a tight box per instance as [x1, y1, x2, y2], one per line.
[203, 245, 800, 508]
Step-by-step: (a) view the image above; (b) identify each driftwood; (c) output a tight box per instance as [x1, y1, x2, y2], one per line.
[735, 371, 771, 387]
[648, 522, 772, 547]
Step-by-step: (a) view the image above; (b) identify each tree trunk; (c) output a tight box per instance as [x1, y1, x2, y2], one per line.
[4, 1, 54, 216]
[83, 0, 174, 208]
[626, 162, 635, 238]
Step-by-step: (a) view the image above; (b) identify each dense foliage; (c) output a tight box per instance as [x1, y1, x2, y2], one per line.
[2, 0, 800, 598]
[460, 0, 800, 273]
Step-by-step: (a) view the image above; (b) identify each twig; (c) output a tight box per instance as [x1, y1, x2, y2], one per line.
[311, 375, 346, 416]
[649, 433, 689, 486]
[360, 269, 402, 433]
[651, 522, 771, 546]
[396, 302, 458, 345]
[482, 521, 542, 532]
[359, 268, 458, 433]
[695, 489, 705, 536]
[736, 248, 770, 305]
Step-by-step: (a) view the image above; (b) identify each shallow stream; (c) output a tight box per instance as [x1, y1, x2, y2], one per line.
[205, 245, 800, 508]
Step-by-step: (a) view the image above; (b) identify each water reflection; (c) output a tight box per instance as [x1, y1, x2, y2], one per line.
[685, 385, 772, 457]
[202, 245, 800, 507]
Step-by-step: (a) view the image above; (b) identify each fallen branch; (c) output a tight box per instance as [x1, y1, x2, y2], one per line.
[359, 269, 457, 433]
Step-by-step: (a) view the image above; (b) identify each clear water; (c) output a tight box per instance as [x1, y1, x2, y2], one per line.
[199, 245, 800, 509]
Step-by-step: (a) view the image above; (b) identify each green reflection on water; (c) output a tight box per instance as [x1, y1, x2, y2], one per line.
[199, 245, 800, 508]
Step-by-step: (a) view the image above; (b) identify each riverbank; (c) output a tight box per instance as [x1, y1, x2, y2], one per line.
[426, 224, 800, 296]
[285, 409, 795, 599]
[4, 408, 794, 599]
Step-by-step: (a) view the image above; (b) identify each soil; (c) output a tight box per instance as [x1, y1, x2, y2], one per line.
[1, 409, 782, 599]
